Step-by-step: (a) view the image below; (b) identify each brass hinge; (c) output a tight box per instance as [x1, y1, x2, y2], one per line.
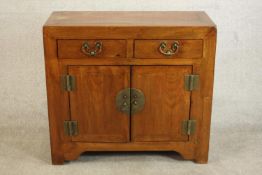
[64, 120, 78, 136]
[182, 120, 196, 135]
[61, 75, 76, 91]
[184, 75, 199, 91]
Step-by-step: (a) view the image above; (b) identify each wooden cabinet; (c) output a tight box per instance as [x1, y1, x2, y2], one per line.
[43, 11, 217, 165]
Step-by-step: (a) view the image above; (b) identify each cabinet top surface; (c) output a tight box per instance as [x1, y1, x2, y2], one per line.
[44, 11, 215, 27]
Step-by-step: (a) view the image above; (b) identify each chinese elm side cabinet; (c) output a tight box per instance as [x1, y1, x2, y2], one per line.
[43, 11, 217, 165]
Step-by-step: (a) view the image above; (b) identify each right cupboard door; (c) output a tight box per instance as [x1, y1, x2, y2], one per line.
[131, 66, 192, 142]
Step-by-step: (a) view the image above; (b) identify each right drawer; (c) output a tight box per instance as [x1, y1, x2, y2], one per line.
[134, 40, 203, 59]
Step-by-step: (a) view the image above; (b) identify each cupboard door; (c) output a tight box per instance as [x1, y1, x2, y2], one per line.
[68, 66, 130, 142]
[131, 66, 192, 142]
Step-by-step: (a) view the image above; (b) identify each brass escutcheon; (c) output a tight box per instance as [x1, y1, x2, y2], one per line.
[130, 88, 145, 115]
[115, 88, 131, 115]
[116, 88, 145, 115]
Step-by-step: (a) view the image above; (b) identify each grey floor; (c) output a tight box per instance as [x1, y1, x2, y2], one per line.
[1, 116, 261, 175]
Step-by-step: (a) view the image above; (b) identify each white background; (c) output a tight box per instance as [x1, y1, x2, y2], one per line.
[0, 0, 261, 174]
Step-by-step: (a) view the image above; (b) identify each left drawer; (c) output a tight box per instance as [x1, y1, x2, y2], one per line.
[57, 40, 127, 59]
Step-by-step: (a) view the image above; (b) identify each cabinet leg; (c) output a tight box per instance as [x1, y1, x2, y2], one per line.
[176, 150, 194, 161]
[51, 154, 64, 165]
[194, 154, 208, 164]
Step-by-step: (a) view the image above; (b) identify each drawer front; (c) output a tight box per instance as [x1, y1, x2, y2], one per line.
[58, 40, 126, 58]
[135, 40, 203, 59]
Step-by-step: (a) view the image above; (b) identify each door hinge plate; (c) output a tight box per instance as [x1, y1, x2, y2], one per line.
[64, 120, 78, 136]
[185, 75, 199, 91]
[182, 120, 196, 135]
[61, 75, 76, 91]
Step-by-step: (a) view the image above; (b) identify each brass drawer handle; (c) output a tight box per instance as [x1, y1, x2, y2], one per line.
[81, 41, 103, 56]
[159, 41, 179, 56]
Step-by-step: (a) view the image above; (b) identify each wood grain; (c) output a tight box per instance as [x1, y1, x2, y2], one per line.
[43, 11, 217, 164]
[68, 66, 130, 143]
[135, 40, 203, 59]
[58, 40, 126, 58]
[60, 58, 202, 66]
[44, 27, 212, 40]
[43, 31, 70, 165]
[131, 66, 192, 142]
[126, 39, 134, 58]
[45, 11, 215, 27]
[195, 29, 217, 163]
[63, 142, 195, 161]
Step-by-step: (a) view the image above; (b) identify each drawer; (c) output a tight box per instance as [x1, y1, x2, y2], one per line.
[57, 40, 126, 58]
[134, 40, 203, 59]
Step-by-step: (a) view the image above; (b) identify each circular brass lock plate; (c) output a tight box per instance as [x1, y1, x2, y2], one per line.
[130, 88, 145, 115]
[115, 88, 131, 115]
[115, 88, 145, 115]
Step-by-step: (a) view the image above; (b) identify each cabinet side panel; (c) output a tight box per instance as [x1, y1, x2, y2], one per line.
[195, 28, 217, 163]
[44, 28, 70, 164]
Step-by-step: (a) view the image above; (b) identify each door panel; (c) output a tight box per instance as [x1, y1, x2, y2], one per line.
[131, 66, 192, 142]
[69, 66, 130, 142]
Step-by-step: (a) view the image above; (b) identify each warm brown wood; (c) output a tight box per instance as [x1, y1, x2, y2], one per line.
[44, 27, 212, 40]
[43, 11, 217, 165]
[43, 11, 215, 40]
[45, 11, 215, 27]
[60, 58, 202, 66]
[195, 29, 217, 163]
[69, 66, 130, 142]
[126, 39, 134, 58]
[43, 33, 71, 165]
[131, 66, 191, 142]
[62, 142, 195, 161]
[135, 40, 203, 59]
[58, 40, 126, 58]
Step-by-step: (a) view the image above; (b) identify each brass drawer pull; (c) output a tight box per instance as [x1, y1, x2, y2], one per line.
[159, 41, 179, 56]
[81, 41, 103, 56]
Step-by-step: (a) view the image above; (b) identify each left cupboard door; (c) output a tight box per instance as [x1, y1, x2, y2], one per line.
[68, 66, 130, 142]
